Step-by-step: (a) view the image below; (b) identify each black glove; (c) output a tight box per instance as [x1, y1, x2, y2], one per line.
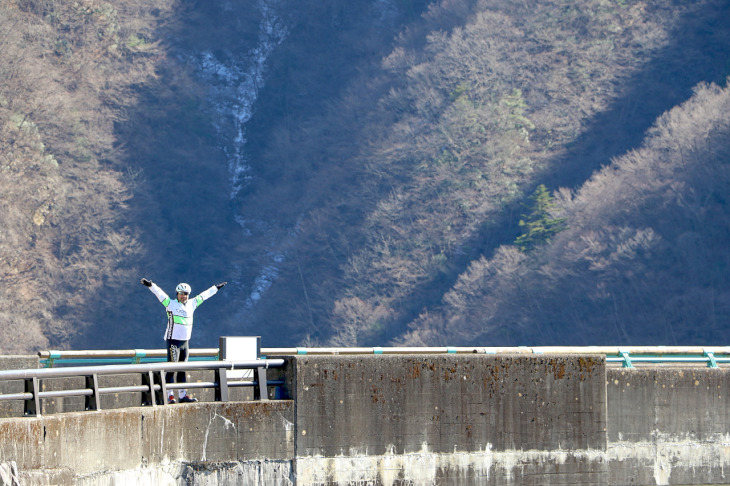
[216, 282, 227, 290]
[140, 278, 152, 287]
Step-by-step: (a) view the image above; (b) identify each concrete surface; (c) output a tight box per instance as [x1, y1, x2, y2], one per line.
[0, 357, 39, 418]
[607, 367, 730, 485]
[290, 354, 607, 485]
[2, 354, 730, 485]
[0, 400, 294, 485]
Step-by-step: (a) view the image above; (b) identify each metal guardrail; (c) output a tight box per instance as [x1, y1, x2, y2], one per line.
[39, 346, 730, 368]
[261, 346, 730, 368]
[13, 346, 730, 417]
[0, 359, 285, 416]
[38, 348, 220, 367]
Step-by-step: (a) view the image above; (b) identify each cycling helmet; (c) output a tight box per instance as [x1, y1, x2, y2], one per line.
[175, 283, 191, 294]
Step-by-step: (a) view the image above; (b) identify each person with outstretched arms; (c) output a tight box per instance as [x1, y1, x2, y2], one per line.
[140, 278, 227, 403]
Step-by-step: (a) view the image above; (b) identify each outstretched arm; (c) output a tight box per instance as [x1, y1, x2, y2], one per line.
[192, 282, 227, 307]
[140, 278, 170, 305]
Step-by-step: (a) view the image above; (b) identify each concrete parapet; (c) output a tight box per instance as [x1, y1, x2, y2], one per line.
[4, 354, 730, 485]
[0, 357, 39, 418]
[607, 367, 730, 485]
[290, 354, 607, 485]
[0, 400, 294, 485]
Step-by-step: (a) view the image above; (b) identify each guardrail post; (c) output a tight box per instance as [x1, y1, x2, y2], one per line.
[141, 371, 157, 406]
[133, 349, 146, 364]
[619, 349, 633, 368]
[85, 374, 101, 411]
[254, 365, 268, 400]
[704, 350, 718, 368]
[160, 372, 172, 404]
[215, 367, 229, 402]
[155, 371, 166, 404]
[45, 351, 61, 368]
[24, 377, 41, 416]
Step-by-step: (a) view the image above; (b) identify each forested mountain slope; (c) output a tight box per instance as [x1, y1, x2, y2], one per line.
[402, 82, 730, 346]
[242, 0, 730, 347]
[1, 0, 729, 352]
[0, 0, 177, 351]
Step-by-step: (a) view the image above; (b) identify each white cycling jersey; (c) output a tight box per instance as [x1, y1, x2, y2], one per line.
[147, 282, 218, 341]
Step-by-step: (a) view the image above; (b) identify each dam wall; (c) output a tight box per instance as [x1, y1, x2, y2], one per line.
[607, 367, 730, 485]
[289, 354, 606, 485]
[0, 401, 294, 485]
[0, 354, 729, 485]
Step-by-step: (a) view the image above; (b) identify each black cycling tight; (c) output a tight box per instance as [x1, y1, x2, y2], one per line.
[166, 339, 189, 384]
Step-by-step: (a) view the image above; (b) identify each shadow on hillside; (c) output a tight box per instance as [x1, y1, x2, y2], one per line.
[546, 0, 730, 190]
[390, 0, 730, 346]
[73, 3, 264, 350]
[77, 1, 436, 350]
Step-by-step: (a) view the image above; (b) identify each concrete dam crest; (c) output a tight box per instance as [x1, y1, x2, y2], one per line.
[0, 353, 728, 485]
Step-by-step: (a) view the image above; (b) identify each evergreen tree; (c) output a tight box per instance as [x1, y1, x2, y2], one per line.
[514, 185, 567, 252]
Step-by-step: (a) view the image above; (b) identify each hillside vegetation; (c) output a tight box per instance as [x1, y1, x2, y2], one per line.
[0, 0, 177, 351]
[242, 0, 730, 347]
[1, 0, 729, 352]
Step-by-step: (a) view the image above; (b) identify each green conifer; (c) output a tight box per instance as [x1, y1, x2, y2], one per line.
[515, 184, 567, 252]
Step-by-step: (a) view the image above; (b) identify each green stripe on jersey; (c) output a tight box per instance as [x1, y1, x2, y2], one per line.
[172, 315, 191, 326]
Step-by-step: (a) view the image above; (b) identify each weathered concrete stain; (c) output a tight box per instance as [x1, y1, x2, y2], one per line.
[409, 363, 421, 379]
[550, 360, 566, 380]
[606, 366, 730, 485]
[295, 442, 608, 486]
[608, 432, 730, 485]
[202, 413, 237, 461]
[0, 401, 295, 485]
[293, 354, 607, 484]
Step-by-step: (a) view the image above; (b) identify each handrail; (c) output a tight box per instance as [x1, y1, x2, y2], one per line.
[261, 346, 730, 368]
[38, 348, 219, 359]
[261, 346, 730, 356]
[38, 346, 730, 369]
[38, 348, 219, 367]
[0, 359, 285, 416]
